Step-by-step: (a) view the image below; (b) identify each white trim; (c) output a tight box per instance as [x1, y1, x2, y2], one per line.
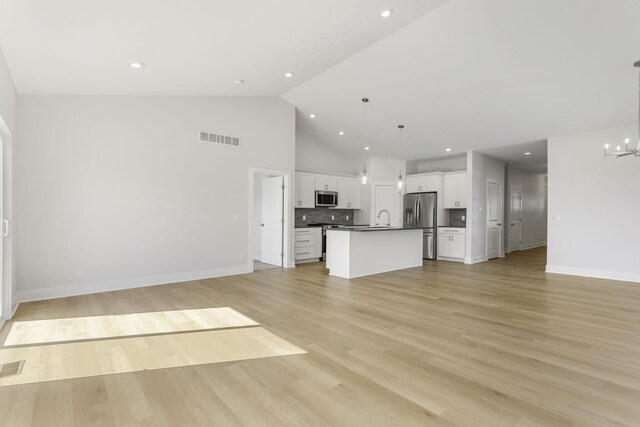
[438, 257, 465, 263]
[248, 167, 293, 273]
[507, 185, 523, 253]
[0, 114, 13, 320]
[486, 178, 503, 261]
[522, 241, 547, 250]
[11, 294, 18, 317]
[465, 255, 488, 264]
[16, 265, 251, 303]
[546, 265, 640, 284]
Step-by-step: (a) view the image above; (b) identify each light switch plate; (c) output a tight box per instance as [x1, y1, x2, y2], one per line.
[302, 215, 306, 220]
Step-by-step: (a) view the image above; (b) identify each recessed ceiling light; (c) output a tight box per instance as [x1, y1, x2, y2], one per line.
[364, 146, 370, 150]
[524, 152, 532, 155]
[380, 9, 393, 18]
[309, 114, 316, 118]
[284, 72, 294, 78]
[234, 79, 245, 85]
[339, 131, 345, 135]
[130, 62, 145, 69]
[445, 148, 452, 152]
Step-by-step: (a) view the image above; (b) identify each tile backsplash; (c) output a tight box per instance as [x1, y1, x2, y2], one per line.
[295, 208, 355, 228]
[447, 208, 467, 227]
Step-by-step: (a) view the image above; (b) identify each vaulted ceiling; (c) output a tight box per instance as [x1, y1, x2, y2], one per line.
[283, 0, 640, 160]
[1, 0, 639, 163]
[0, 0, 447, 95]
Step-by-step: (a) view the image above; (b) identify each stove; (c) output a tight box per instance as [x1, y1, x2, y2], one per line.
[307, 223, 347, 261]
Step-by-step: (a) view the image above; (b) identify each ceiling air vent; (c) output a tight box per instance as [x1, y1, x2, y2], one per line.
[199, 131, 240, 147]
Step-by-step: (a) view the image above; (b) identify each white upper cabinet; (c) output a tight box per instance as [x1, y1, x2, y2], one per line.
[335, 177, 349, 208]
[347, 178, 362, 209]
[296, 171, 361, 209]
[443, 172, 468, 209]
[315, 174, 337, 191]
[334, 177, 361, 209]
[295, 172, 316, 208]
[406, 173, 442, 193]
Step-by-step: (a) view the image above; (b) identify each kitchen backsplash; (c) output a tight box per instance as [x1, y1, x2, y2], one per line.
[447, 208, 467, 227]
[295, 208, 355, 227]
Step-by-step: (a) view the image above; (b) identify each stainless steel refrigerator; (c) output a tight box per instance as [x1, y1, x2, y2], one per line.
[403, 192, 437, 259]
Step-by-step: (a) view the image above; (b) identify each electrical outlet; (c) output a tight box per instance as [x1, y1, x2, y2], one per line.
[555, 214, 561, 222]
[239, 255, 245, 264]
[346, 215, 350, 220]
[462, 215, 465, 221]
[77, 270, 85, 279]
[232, 214, 240, 222]
[303, 215, 306, 220]
[331, 215, 335, 220]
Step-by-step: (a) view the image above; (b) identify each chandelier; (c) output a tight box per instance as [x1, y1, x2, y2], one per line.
[604, 60, 640, 158]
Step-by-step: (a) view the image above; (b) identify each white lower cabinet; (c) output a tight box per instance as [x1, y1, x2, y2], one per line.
[295, 228, 322, 262]
[438, 228, 466, 261]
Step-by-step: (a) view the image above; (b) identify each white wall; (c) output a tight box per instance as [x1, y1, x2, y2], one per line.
[296, 128, 360, 175]
[16, 96, 295, 301]
[407, 154, 467, 174]
[505, 165, 547, 250]
[547, 125, 640, 283]
[468, 151, 505, 263]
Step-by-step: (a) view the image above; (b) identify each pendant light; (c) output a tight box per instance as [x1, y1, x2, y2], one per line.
[604, 60, 640, 158]
[359, 98, 371, 185]
[397, 124, 405, 189]
[360, 147, 369, 184]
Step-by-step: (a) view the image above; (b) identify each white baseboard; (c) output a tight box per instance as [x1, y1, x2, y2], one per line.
[464, 255, 488, 264]
[438, 256, 465, 263]
[11, 295, 19, 317]
[546, 265, 640, 284]
[16, 265, 252, 304]
[522, 241, 547, 250]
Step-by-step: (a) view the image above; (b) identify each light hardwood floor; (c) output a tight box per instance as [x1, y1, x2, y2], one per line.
[1, 247, 640, 426]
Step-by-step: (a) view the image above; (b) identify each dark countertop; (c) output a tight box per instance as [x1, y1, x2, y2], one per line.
[328, 226, 422, 232]
[438, 225, 466, 228]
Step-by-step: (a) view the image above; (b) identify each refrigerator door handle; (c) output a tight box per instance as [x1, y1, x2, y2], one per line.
[414, 198, 419, 227]
[416, 199, 421, 227]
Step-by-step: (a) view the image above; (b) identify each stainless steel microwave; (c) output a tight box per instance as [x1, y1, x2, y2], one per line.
[315, 191, 338, 207]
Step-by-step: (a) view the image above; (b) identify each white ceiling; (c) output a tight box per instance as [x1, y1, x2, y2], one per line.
[2, 0, 639, 164]
[478, 140, 548, 174]
[0, 0, 448, 95]
[282, 0, 640, 160]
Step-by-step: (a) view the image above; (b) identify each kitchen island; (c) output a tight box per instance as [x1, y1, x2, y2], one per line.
[326, 227, 423, 279]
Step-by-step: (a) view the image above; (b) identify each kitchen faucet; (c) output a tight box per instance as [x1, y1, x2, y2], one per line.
[377, 209, 391, 226]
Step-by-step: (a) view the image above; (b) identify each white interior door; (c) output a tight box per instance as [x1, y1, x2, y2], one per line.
[509, 187, 522, 252]
[260, 176, 284, 266]
[374, 185, 401, 226]
[486, 180, 502, 260]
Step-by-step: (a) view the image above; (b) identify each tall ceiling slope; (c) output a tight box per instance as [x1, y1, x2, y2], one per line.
[283, 0, 640, 160]
[0, 0, 448, 95]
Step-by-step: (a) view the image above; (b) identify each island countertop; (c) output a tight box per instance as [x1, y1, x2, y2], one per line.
[329, 226, 414, 232]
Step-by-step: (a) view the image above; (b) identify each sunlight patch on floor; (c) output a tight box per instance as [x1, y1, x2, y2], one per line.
[5, 307, 259, 346]
[0, 327, 305, 387]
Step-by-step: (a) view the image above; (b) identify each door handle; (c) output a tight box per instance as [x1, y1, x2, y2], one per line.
[497, 223, 502, 226]
[260, 223, 265, 227]
[2, 219, 8, 237]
